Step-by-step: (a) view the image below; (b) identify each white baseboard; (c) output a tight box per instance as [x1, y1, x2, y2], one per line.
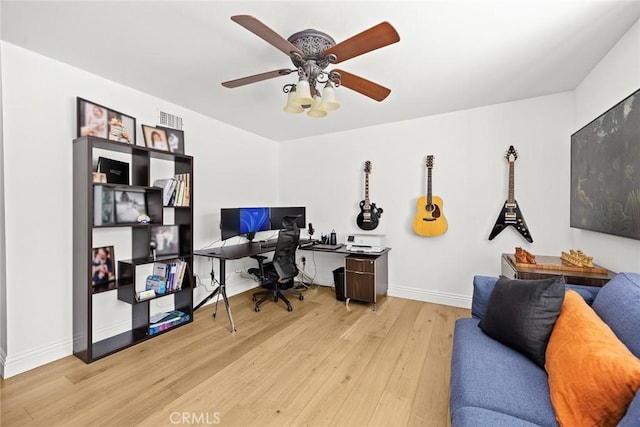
[388, 285, 471, 309]
[1, 339, 72, 379]
[0, 346, 6, 378]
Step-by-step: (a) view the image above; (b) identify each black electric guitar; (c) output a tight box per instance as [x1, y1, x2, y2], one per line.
[489, 146, 533, 242]
[356, 161, 383, 230]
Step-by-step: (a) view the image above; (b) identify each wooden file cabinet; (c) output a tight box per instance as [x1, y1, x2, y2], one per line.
[345, 252, 389, 310]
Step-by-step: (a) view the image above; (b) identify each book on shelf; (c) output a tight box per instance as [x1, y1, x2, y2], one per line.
[149, 310, 190, 335]
[149, 260, 188, 292]
[153, 173, 190, 207]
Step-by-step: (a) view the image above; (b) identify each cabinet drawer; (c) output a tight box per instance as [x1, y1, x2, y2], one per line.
[345, 256, 375, 273]
[345, 270, 375, 302]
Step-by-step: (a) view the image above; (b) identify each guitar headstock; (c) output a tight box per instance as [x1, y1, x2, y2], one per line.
[364, 160, 372, 174]
[426, 155, 434, 169]
[505, 145, 518, 162]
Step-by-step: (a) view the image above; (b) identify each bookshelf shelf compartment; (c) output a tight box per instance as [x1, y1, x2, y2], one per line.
[73, 135, 194, 364]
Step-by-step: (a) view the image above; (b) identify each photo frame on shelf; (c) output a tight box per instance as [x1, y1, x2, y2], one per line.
[156, 126, 184, 154]
[77, 97, 135, 144]
[570, 88, 640, 241]
[142, 125, 169, 151]
[94, 186, 115, 226]
[114, 189, 147, 224]
[92, 246, 115, 286]
[151, 225, 180, 256]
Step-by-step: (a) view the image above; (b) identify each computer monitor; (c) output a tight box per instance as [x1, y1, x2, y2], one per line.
[239, 207, 270, 240]
[270, 207, 306, 230]
[220, 208, 241, 240]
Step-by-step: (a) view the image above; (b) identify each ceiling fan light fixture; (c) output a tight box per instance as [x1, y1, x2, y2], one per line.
[320, 82, 340, 111]
[283, 86, 304, 113]
[292, 78, 314, 106]
[307, 95, 328, 118]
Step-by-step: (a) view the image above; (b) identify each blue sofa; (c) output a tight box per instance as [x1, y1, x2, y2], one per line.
[450, 273, 640, 426]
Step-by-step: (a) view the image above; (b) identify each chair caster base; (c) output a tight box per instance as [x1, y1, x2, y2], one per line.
[287, 305, 293, 312]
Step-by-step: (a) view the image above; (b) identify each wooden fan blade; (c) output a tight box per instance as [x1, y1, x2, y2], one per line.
[333, 69, 391, 102]
[324, 22, 399, 64]
[231, 15, 305, 57]
[221, 69, 293, 88]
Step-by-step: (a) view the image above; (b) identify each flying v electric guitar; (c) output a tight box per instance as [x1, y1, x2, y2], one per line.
[489, 145, 533, 242]
[356, 161, 383, 230]
[413, 155, 448, 236]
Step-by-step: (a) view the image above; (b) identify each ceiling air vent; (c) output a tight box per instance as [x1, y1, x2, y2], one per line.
[159, 111, 184, 130]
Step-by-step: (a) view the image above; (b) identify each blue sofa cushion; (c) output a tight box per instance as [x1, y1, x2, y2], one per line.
[478, 276, 565, 368]
[471, 276, 599, 321]
[450, 318, 559, 427]
[451, 406, 547, 427]
[592, 272, 640, 358]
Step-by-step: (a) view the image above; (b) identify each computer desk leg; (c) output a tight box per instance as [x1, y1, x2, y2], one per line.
[219, 259, 236, 332]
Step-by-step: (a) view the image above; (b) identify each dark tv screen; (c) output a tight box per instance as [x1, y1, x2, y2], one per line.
[220, 208, 240, 240]
[570, 88, 640, 240]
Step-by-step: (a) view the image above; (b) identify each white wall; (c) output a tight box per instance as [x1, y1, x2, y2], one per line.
[0, 42, 277, 377]
[572, 20, 640, 273]
[280, 92, 574, 306]
[0, 38, 8, 376]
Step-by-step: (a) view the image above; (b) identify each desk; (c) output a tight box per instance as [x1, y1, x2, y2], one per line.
[299, 245, 390, 310]
[194, 240, 278, 332]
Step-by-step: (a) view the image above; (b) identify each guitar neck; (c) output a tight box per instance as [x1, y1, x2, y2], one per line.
[427, 167, 433, 205]
[364, 173, 370, 208]
[508, 161, 515, 204]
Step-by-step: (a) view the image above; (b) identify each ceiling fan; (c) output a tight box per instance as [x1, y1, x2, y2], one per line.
[221, 15, 400, 116]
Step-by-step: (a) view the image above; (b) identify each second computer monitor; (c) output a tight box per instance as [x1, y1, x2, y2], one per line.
[239, 207, 270, 235]
[270, 207, 306, 230]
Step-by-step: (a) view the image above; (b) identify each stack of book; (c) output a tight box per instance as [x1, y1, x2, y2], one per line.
[149, 310, 190, 335]
[149, 260, 188, 293]
[153, 174, 190, 207]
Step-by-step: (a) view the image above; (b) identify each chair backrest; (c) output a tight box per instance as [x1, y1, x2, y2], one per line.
[272, 216, 300, 281]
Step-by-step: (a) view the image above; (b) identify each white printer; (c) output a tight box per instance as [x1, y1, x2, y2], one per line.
[345, 234, 386, 253]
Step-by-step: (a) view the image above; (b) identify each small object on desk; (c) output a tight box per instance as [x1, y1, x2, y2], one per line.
[330, 229, 337, 245]
[137, 289, 156, 301]
[514, 247, 536, 264]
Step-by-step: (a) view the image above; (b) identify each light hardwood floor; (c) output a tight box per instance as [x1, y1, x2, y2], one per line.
[1, 285, 469, 426]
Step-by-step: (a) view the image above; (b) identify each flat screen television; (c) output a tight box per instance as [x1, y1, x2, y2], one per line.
[270, 207, 306, 230]
[570, 88, 640, 240]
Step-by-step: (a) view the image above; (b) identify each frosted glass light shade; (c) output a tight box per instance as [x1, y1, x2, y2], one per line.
[293, 79, 314, 106]
[283, 89, 304, 113]
[320, 84, 340, 111]
[307, 95, 327, 118]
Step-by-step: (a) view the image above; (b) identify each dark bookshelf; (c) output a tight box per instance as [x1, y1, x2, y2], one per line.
[73, 135, 194, 363]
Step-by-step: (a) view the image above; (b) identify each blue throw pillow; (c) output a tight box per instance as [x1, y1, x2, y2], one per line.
[478, 276, 565, 368]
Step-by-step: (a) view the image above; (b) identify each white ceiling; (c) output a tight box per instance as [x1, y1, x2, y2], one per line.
[2, 1, 639, 141]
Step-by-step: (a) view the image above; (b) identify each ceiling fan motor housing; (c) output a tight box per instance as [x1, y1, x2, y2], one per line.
[287, 29, 336, 69]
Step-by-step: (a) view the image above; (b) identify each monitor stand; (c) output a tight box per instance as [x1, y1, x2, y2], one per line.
[244, 232, 256, 243]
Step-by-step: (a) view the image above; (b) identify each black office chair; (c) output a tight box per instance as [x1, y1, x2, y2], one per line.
[249, 216, 304, 312]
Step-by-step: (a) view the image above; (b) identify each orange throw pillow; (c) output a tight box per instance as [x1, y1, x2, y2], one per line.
[545, 290, 640, 427]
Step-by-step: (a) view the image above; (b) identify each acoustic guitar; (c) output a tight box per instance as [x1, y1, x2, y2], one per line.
[488, 145, 533, 242]
[356, 161, 383, 230]
[413, 155, 448, 236]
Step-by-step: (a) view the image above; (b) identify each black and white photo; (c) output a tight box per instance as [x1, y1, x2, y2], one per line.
[115, 190, 147, 223]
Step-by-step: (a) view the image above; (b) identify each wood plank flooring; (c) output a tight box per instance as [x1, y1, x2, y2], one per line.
[1, 286, 469, 427]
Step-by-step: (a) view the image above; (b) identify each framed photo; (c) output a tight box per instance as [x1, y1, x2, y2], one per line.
[151, 225, 180, 256]
[77, 97, 135, 144]
[157, 126, 184, 154]
[570, 88, 640, 240]
[92, 246, 115, 286]
[142, 125, 169, 151]
[94, 186, 115, 226]
[114, 190, 147, 223]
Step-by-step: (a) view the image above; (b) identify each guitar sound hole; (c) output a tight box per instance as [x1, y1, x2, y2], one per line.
[426, 204, 441, 218]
